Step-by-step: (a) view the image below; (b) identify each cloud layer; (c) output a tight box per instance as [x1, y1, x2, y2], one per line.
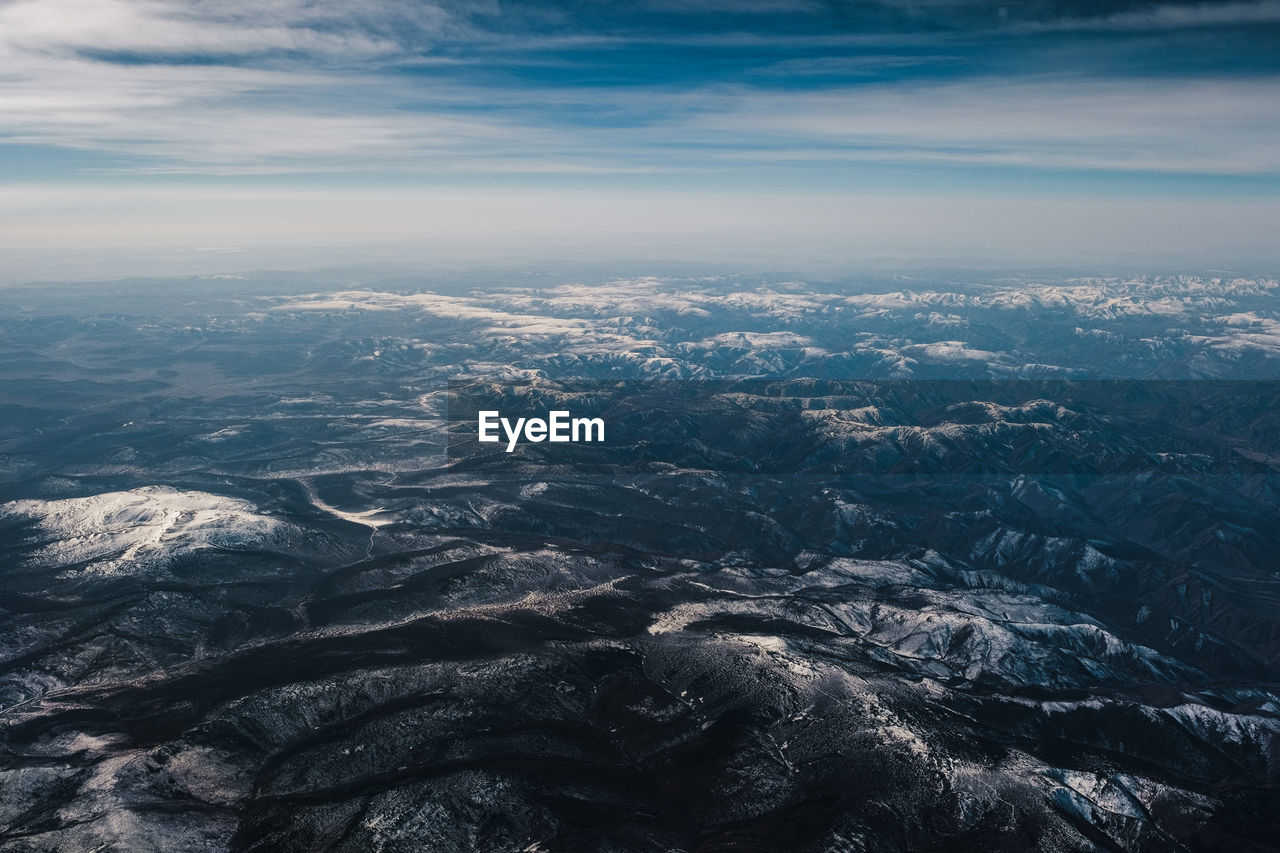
[2, 0, 1278, 179]
[2, 0, 1279, 269]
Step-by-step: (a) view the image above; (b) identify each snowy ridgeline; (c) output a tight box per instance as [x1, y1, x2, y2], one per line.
[1, 272, 1280, 851]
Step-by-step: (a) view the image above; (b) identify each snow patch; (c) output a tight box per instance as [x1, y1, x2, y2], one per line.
[1, 487, 287, 575]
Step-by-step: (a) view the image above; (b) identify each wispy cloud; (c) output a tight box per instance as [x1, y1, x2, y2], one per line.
[0, 50, 541, 171]
[0, 0, 416, 59]
[0, 1, 1277, 202]
[690, 77, 1280, 175]
[4, 43, 1277, 179]
[1025, 0, 1280, 32]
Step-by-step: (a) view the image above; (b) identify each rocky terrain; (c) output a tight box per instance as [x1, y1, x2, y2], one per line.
[1, 271, 1279, 851]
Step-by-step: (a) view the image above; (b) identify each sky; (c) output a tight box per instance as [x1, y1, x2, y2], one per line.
[2, 0, 1280, 279]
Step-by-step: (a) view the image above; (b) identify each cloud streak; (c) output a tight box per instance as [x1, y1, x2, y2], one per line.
[1025, 1, 1280, 32]
[2, 0, 1278, 178]
[1, 0, 1278, 268]
[0, 0, 431, 58]
[692, 77, 1280, 175]
[5, 60, 1274, 179]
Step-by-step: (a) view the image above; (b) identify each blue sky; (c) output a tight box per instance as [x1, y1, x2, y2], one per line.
[2, 0, 1280, 275]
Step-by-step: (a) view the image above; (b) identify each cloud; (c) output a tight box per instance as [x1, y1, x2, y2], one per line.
[689, 76, 1280, 175]
[1027, 1, 1280, 31]
[0, 0, 415, 59]
[5, 46, 1277, 177]
[0, 50, 549, 170]
[0, 0, 1277, 186]
[641, 0, 825, 13]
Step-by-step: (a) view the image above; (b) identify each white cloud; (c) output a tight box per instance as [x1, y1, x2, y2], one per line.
[0, 53, 541, 169]
[0, 0, 409, 58]
[691, 76, 1280, 174]
[0, 0, 529, 170]
[0, 1, 1277, 178]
